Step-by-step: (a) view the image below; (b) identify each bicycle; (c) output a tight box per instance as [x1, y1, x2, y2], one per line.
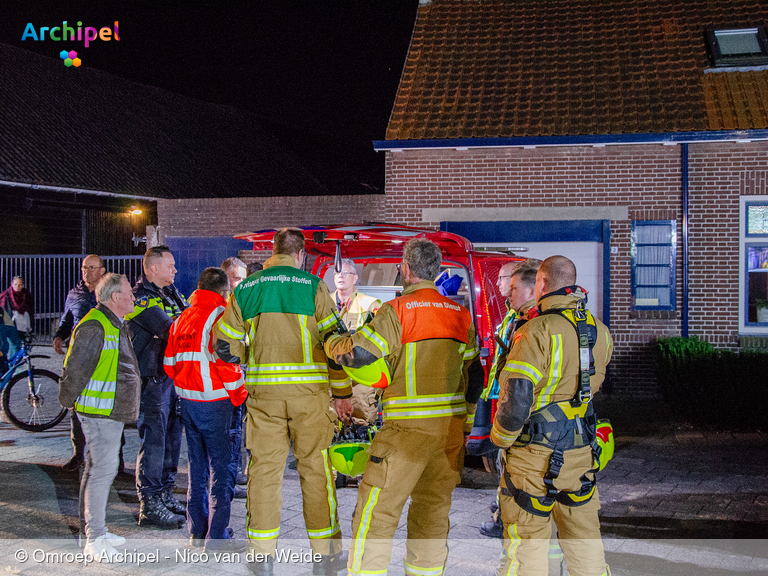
[0, 331, 67, 432]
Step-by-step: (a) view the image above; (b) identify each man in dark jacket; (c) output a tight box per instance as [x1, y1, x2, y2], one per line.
[125, 246, 189, 529]
[59, 273, 140, 562]
[53, 254, 107, 472]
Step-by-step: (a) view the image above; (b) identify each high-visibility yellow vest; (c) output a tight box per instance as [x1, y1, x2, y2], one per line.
[64, 308, 120, 416]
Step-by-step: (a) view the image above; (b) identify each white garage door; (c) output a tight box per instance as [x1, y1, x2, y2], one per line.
[476, 241, 603, 321]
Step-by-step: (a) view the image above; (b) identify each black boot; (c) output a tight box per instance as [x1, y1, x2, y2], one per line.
[479, 515, 504, 539]
[138, 494, 185, 529]
[313, 550, 348, 576]
[161, 486, 187, 515]
[247, 554, 274, 576]
[62, 454, 84, 472]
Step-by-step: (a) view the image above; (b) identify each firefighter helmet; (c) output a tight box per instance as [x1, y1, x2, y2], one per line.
[329, 423, 377, 477]
[595, 419, 614, 470]
[342, 357, 391, 388]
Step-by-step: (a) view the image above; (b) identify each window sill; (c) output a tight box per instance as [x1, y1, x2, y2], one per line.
[629, 310, 678, 320]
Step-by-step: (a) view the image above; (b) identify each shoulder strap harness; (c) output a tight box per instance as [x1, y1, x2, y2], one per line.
[502, 288, 604, 517]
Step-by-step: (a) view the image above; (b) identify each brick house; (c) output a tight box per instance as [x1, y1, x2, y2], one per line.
[372, 0, 768, 396]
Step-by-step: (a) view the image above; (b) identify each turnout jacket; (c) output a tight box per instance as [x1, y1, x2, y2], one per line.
[125, 274, 189, 380]
[490, 291, 613, 449]
[331, 289, 381, 331]
[213, 254, 351, 399]
[59, 304, 141, 422]
[164, 289, 246, 405]
[54, 280, 96, 342]
[325, 281, 481, 436]
[482, 298, 535, 401]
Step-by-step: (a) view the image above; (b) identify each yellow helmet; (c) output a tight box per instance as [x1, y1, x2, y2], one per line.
[595, 419, 614, 470]
[329, 423, 377, 476]
[342, 357, 391, 388]
[329, 443, 370, 476]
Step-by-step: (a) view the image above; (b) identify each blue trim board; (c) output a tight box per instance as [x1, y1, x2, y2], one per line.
[682, 144, 690, 337]
[374, 129, 768, 150]
[442, 220, 611, 327]
[442, 220, 605, 243]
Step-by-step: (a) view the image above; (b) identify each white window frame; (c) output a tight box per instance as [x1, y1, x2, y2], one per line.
[739, 195, 768, 335]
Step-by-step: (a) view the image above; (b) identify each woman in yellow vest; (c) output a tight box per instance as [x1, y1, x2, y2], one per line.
[59, 273, 141, 562]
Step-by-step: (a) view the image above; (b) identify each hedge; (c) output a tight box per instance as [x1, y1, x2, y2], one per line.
[653, 336, 768, 430]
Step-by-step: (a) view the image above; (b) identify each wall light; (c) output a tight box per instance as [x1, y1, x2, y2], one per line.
[129, 206, 142, 215]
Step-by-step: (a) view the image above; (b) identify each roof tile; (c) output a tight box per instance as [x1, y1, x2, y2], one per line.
[0, 44, 380, 199]
[388, 0, 768, 140]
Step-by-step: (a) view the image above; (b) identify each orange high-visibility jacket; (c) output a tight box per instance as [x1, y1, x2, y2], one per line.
[326, 281, 479, 436]
[164, 289, 246, 405]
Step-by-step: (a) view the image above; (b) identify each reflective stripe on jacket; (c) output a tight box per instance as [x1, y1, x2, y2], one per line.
[490, 292, 613, 448]
[331, 289, 381, 331]
[65, 308, 119, 416]
[326, 281, 479, 435]
[125, 275, 188, 379]
[213, 254, 351, 399]
[164, 289, 246, 404]
[483, 300, 517, 401]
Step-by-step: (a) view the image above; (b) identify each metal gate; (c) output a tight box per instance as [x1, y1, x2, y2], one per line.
[0, 255, 143, 342]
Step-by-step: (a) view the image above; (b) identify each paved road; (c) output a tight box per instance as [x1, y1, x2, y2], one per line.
[0, 346, 766, 574]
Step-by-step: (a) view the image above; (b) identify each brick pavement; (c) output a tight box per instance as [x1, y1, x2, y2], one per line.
[0, 348, 766, 574]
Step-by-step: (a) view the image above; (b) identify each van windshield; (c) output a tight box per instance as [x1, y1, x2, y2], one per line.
[316, 258, 472, 312]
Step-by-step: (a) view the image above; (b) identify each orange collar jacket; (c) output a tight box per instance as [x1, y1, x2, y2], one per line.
[164, 289, 246, 405]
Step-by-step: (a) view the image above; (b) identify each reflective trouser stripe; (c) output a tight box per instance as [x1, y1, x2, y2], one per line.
[548, 541, 564, 559]
[351, 486, 381, 574]
[404, 562, 444, 575]
[307, 449, 341, 540]
[502, 523, 521, 576]
[248, 527, 280, 539]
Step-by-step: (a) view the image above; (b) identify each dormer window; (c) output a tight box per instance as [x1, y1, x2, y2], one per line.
[707, 26, 768, 67]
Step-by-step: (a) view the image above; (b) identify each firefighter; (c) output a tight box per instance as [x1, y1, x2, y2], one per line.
[325, 238, 484, 576]
[491, 256, 613, 576]
[331, 258, 381, 427]
[163, 267, 247, 552]
[480, 260, 540, 539]
[213, 228, 350, 576]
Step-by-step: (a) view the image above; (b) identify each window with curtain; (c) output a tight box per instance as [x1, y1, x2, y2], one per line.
[631, 220, 676, 310]
[742, 200, 768, 330]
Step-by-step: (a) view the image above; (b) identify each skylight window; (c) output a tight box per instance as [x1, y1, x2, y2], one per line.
[707, 27, 768, 67]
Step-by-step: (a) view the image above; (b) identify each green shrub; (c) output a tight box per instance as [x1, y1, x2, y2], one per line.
[653, 337, 768, 430]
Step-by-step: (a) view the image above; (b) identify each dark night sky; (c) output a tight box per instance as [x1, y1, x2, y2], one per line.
[0, 1, 420, 188]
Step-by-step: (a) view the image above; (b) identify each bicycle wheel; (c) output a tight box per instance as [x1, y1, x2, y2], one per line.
[2, 369, 68, 432]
